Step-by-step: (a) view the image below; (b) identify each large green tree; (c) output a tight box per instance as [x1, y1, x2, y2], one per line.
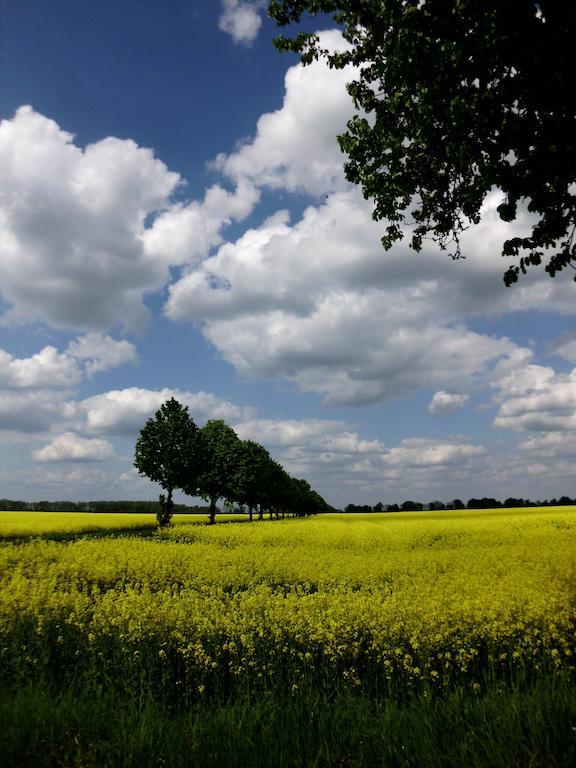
[134, 398, 200, 527]
[260, 460, 292, 519]
[195, 419, 242, 525]
[269, 1, 576, 285]
[234, 440, 274, 522]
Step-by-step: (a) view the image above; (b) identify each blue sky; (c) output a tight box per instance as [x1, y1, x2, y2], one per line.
[1, 0, 575, 508]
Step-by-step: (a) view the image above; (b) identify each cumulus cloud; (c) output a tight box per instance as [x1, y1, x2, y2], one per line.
[167, 153, 576, 405]
[234, 419, 573, 505]
[235, 417, 347, 447]
[493, 367, 576, 432]
[32, 432, 115, 462]
[0, 107, 178, 331]
[218, 1, 265, 46]
[428, 391, 470, 416]
[141, 180, 259, 268]
[67, 334, 137, 376]
[383, 437, 486, 468]
[0, 391, 76, 433]
[4, 38, 576, 504]
[0, 334, 142, 433]
[479, 362, 576, 497]
[233, 416, 387, 491]
[518, 431, 576, 459]
[213, 31, 355, 196]
[166, 49, 575, 411]
[549, 332, 576, 364]
[0, 346, 82, 389]
[233, 417, 493, 504]
[80, 387, 247, 436]
[21, 466, 113, 488]
[0, 336, 144, 434]
[204, 303, 516, 406]
[0, 107, 257, 332]
[167, 190, 526, 405]
[0, 337, 137, 391]
[490, 348, 556, 399]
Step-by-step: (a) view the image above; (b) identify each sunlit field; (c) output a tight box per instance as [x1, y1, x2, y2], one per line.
[0, 511, 248, 539]
[1, 507, 574, 767]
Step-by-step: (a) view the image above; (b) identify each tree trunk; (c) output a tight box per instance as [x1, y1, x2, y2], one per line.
[166, 488, 174, 525]
[209, 497, 217, 525]
[158, 488, 174, 527]
[248, 504, 253, 522]
[157, 494, 165, 527]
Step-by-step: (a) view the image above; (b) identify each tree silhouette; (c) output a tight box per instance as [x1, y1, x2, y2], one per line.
[269, 1, 576, 284]
[195, 420, 242, 525]
[134, 398, 200, 527]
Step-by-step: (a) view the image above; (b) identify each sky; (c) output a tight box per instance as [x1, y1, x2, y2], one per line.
[1, 0, 575, 508]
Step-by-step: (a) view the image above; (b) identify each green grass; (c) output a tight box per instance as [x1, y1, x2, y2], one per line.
[1, 680, 574, 768]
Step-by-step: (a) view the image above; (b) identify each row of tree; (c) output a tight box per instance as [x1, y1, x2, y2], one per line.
[134, 398, 331, 526]
[345, 497, 576, 514]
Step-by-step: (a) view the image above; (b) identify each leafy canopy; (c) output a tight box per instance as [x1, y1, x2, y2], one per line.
[134, 398, 200, 525]
[133, 400, 330, 523]
[268, 1, 576, 284]
[234, 440, 274, 510]
[195, 420, 242, 502]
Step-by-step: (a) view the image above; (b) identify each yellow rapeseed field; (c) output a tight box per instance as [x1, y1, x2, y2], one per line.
[0, 507, 574, 701]
[0, 511, 247, 539]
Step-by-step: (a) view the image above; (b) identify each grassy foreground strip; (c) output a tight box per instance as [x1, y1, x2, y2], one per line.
[1, 682, 574, 768]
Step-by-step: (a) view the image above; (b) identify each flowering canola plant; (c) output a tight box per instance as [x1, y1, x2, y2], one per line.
[0, 511, 246, 539]
[0, 507, 574, 701]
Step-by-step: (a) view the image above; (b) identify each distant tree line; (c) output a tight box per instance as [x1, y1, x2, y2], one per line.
[134, 398, 331, 527]
[0, 499, 211, 514]
[344, 496, 576, 513]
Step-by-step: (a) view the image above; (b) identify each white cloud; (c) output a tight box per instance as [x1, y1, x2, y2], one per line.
[0, 391, 75, 433]
[233, 418, 493, 505]
[518, 431, 576, 459]
[141, 179, 259, 268]
[213, 31, 355, 196]
[235, 417, 347, 447]
[0, 107, 258, 333]
[80, 387, 247, 436]
[0, 346, 82, 389]
[493, 368, 576, 432]
[21, 466, 113, 488]
[235, 419, 515, 507]
[205, 302, 515, 406]
[0, 107, 179, 331]
[67, 334, 137, 376]
[32, 432, 115, 462]
[550, 333, 576, 364]
[218, 1, 264, 46]
[167, 190, 522, 405]
[167, 173, 576, 407]
[383, 437, 485, 469]
[0, 337, 142, 435]
[234, 416, 387, 492]
[490, 348, 556, 399]
[0, 338, 137, 390]
[3, 39, 576, 506]
[428, 391, 470, 416]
